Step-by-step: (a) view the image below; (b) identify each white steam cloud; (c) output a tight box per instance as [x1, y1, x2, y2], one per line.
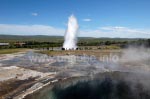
[63, 15, 79, 50]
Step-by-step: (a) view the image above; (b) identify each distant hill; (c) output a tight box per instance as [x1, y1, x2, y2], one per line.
[0, 35, 140, 43]
[0, 35, 64, 42]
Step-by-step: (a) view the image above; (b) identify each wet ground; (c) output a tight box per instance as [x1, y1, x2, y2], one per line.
[0, 49, 150, 99]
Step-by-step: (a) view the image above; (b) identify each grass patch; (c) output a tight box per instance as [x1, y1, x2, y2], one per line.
[38, 50, 122, 58]
[0, 48, 29, 54]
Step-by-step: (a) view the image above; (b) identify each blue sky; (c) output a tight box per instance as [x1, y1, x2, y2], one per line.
[0, 0, 150, 38]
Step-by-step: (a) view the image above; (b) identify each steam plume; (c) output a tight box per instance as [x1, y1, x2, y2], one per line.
[63, 15, 79, 50]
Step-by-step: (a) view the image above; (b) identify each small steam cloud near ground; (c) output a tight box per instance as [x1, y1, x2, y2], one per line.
[117, 47, 150, 73]
[120, 47, 150, 63]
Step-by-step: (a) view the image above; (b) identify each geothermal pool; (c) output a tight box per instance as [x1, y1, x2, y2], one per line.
[25, 71, 150, 99]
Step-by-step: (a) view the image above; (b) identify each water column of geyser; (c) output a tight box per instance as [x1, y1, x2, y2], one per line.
[62, 15, 79, 50]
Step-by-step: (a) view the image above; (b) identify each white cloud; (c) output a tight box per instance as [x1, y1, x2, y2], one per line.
[82, 18, 92, 22]
[80, 26, 150, 38]
[0, 24, 64, 35]
[0, 24, 149, 38]
[100, 26, 150, 35]
[100, 26, 126, 31]
[31, 13, 38, 16]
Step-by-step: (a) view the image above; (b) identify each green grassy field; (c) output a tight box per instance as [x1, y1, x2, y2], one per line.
[0, 48, 29, 54]
[0, 35, 149, 50]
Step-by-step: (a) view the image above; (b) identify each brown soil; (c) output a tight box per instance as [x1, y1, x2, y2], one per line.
[0, 78, 36, 99]
[38, 50, 122, 58]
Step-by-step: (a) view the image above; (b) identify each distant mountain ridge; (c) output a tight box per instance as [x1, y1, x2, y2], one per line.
[0, 35, 140, 42]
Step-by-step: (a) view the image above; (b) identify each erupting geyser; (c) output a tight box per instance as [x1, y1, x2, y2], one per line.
[62, 15, 79, 50]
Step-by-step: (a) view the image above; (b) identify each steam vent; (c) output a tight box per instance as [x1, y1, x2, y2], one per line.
[62, 15, 79, 50]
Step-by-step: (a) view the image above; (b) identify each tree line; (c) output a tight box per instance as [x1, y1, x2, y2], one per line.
[0, 39, 150, 49]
